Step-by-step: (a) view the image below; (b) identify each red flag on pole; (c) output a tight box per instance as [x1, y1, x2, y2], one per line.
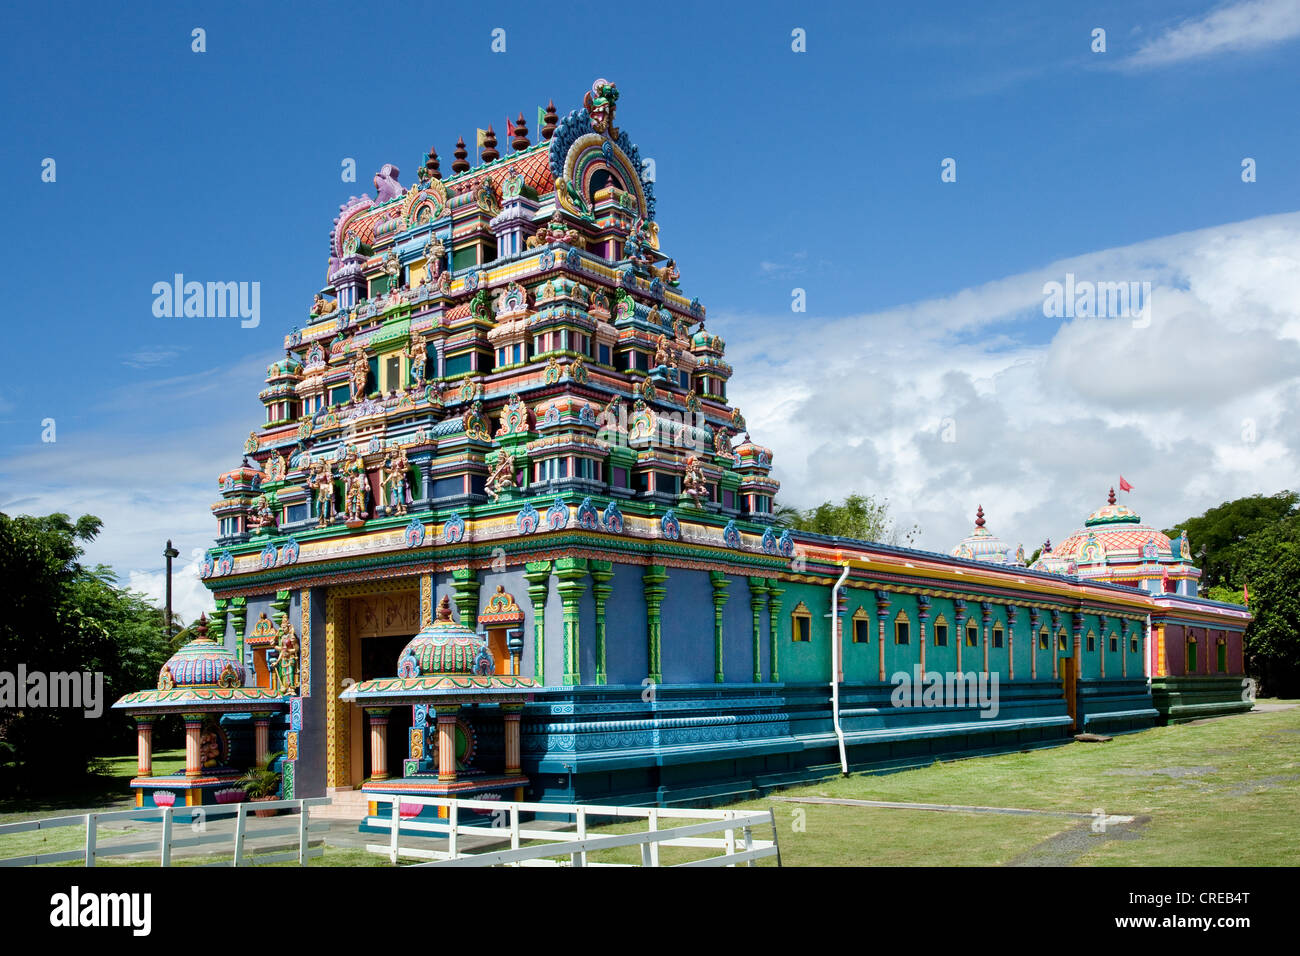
[506, 116, 515, 138]
[1118, 476, 1133, 492]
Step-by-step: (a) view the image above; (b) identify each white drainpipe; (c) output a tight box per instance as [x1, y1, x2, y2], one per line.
[830, 564, 851, 775]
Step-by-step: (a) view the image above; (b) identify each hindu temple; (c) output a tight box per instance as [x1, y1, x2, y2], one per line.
[115, 79, 1254, 816]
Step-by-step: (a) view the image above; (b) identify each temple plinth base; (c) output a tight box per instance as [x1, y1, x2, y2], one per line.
[358, 773, 529, 832]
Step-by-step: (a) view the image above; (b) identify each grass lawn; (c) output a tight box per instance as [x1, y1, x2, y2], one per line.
[4, 706, 1297, 866]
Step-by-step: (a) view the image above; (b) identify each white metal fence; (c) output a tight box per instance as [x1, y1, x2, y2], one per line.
[0, 797, 329, 867]
[364, 794, 781, 867]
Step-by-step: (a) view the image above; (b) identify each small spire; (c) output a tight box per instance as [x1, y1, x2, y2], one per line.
[1043, 538, 1052, 553]
[541, 100, 558, 140]
[512, 112, 530, 151]
[975, 505, 985, 529]
[196, 613, 209, 641]
[436, 595, 453, 622]
[452, 137, 469, 174]
[1108, 487, 1116, 505]
[481, 125, 499, 163]
[424, 146, 442, 181]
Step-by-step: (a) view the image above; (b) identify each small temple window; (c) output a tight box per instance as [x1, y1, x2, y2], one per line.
[1086, 630, 1096, 652]
[1217, 638, 1227, 673]
[1109, 632, 1119, 652]
[933, 614, 948, 647]
[1130, 633, 1139, 653]
[1187, 634, 1198, 673]
[598, 344, 612, 365]
[385, 355, 401, 392]
[790, 602, 812, 643]
[330, 384, 350, 406]
[1057, 630, 1068, 652]
[852, 608, 870, 644]
[992, 624, 1004, 649]
[1039, 626, 1049, 650]
[894, 611, 910, 645]
[966, 622, 979, 647]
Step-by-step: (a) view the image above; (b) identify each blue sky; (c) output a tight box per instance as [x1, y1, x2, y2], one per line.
[3, 0, 1299, 617]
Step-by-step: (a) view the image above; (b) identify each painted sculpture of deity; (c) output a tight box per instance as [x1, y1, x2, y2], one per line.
[654, 334, 672, 369]
[650, 258, 680, 286]
[248, 494, 277, 533]
[583, 78, 620, 138]
[349, 350, 369, 400]
[422, 236, 446, 283]
[404, 337, 428, 389]
[682, 455, 709, 508]
[526, 209, 584, 249]
[342, 446, 368, 522]
[270, 613, 299, 696]
[486, 452, 517, 502]
[311, 293, 338, 317]
[199, 725, 223, 768]
[311, 458, 335, 527]
[383, 446, 412, 516]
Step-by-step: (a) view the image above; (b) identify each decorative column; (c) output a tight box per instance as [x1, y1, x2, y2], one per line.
[765, 579, 784, 683]
[748, 577, 768, 683]
[272, 589, 292, 620]
[556, 558, 588, 685]
[644, 565, 668, 686]
[1071, 612, 1084, 672]
[1029, 607, 1040, 679]
[954, 600, 967, 674]
[229, 597, 247, 669]
[1121, 620, 1129, 678]
[367, 709, 390, 781]
[524, 561, 551, 682]
[709, 571, 729, 683]
[183, 715, 204, 778]
[435, 705, 460, 782]
[502, 704, 523, 775]
[1098, 614, 1109, 678]
[420, 574, 434, 627]
[1006, 605, 1018, 681]
[590, 560, 614, 685]
[875, 590, 891, 682]
[916, 595, 930, 675]
[451, 567, 481, 629]
[1050, 609, 1062, 679]
[208, 600, 228, 645]
[252, 713, 271, 767]
[135, 718, 154, 778]
[981, 601, 992, 674]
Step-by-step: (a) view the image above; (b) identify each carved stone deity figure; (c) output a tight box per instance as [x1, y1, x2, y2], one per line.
[682, 455, 709, 508]
[342, 446, 368, 522]
[654, 334, 671, 369]
[270, 613, 300, 696]
[404, 337, 428, 389]
[311, 459, 335, 527]
[383, 446, 412, 516]
[248, 494, 277, 533]
[422, 236, 445, 283]
[486, 451, 517, 502]
[349, 350, 369, 400]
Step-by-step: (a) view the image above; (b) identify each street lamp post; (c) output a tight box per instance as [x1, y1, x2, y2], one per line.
[164, 540, 180, 641]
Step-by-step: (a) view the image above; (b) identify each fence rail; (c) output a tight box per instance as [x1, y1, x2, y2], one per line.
[363, 794, 780, 867]
[0, 797, 329, 867]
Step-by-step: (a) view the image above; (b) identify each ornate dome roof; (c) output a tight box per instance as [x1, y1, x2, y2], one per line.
[158, 615, 244, 691]
[951, 506, 1024, 566]
[397, 596, 494, 678]
[1030, 488, 1194, 574]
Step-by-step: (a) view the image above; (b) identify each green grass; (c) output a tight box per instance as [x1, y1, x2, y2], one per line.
[5, 707, 1298, 866]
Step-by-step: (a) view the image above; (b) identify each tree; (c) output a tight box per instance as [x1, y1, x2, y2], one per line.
[1163, 491, 1299, 590]
[1163, 492, 1300, 698]
[774, 493, 920, 546]
[0, 512, 174, 792]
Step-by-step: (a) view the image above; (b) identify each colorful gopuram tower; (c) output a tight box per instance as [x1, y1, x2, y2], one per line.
[116, 79, 1252, 813]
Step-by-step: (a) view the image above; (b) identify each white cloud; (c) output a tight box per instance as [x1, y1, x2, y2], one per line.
[718, 210, 1300, 556]
[1125, 0, 1300, 68]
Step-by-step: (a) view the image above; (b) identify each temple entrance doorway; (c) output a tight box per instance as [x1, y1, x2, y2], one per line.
[1061, 657, 1078, 732]
[347, 590, 419, 788]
